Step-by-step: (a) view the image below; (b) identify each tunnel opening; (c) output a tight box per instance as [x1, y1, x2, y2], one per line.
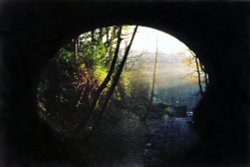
[36, 25, 209, 166]
[0, 1, 249, 167]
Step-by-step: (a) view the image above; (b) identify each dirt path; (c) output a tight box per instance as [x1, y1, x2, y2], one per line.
[143, 118, 200, 166]
[31, 117, 200, 167]
[112, 117, 200, 167]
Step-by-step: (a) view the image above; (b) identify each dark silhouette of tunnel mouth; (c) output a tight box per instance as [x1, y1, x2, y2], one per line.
[33, 10, 248, 163]
[1, 1, 248, 166]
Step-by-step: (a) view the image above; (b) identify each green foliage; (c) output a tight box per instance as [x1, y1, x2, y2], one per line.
[164, 107, 174, 116]
[57, 47, 75, 64]
[37, 25, 150, 137]
[94, 64, 108, 82]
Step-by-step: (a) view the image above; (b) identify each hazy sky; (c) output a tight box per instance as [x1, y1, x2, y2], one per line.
[131, 26, 188, 54]
[127, 26, 198, 88]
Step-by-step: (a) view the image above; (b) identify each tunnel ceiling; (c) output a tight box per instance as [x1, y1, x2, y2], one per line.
[1, 1, 248, 78]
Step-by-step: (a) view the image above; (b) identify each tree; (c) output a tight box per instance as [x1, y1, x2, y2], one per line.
[37, 25, 147, 138]
[182, 49, 209, 95]
[88, 26, 123, 115]
[142, 36, 158, 121]
[79, 26, 139, 135]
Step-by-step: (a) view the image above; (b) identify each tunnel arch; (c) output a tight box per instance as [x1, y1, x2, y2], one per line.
[0, 1, 249, 166]
[33, 6, 215, 140]
[33, 2, 215, 79]
[37, 15, 214, 99]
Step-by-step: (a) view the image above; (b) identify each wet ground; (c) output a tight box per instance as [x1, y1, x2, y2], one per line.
[31, 117, 200, 167]
[100, 117, 200, 167]
[143, 118, 199, 166]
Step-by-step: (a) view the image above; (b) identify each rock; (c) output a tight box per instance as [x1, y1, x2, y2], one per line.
[145, 143, 152, 148]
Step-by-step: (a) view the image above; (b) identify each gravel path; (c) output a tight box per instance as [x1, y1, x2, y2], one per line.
[110, 117, 200, 167]
[31, 117, 200, 167]
[143, 117, 200, 166]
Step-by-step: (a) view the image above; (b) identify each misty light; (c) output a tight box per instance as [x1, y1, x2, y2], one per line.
[125, 26, 202, 89]
[131, 26, 188, 54]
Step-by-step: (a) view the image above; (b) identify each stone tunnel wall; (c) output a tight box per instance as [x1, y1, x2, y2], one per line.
[0, 0, 249, 166]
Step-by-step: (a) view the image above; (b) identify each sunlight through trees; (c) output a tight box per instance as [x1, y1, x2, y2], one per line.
[37, 25, 208, 137]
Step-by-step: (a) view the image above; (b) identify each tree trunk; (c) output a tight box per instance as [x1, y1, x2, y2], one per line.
[105, 27, 109, 44]
[89, 26, 123, 114]
[82, 26, 138, 134]
[74, 36, 79, 64]
[74, 26, 123, 133]
[99, 28, 103, 38]
[195, 56, 204, 95]
[142, 36, 158, 121]
[200, 64, 209, 88]
[91, 30, 95, 42]
[204, 73, 209, 86]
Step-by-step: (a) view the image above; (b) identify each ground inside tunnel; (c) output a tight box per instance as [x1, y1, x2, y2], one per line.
[45, 117, 200, 167]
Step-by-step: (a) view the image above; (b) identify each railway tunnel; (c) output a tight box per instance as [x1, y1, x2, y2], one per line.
[0, 1, 249, 166]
